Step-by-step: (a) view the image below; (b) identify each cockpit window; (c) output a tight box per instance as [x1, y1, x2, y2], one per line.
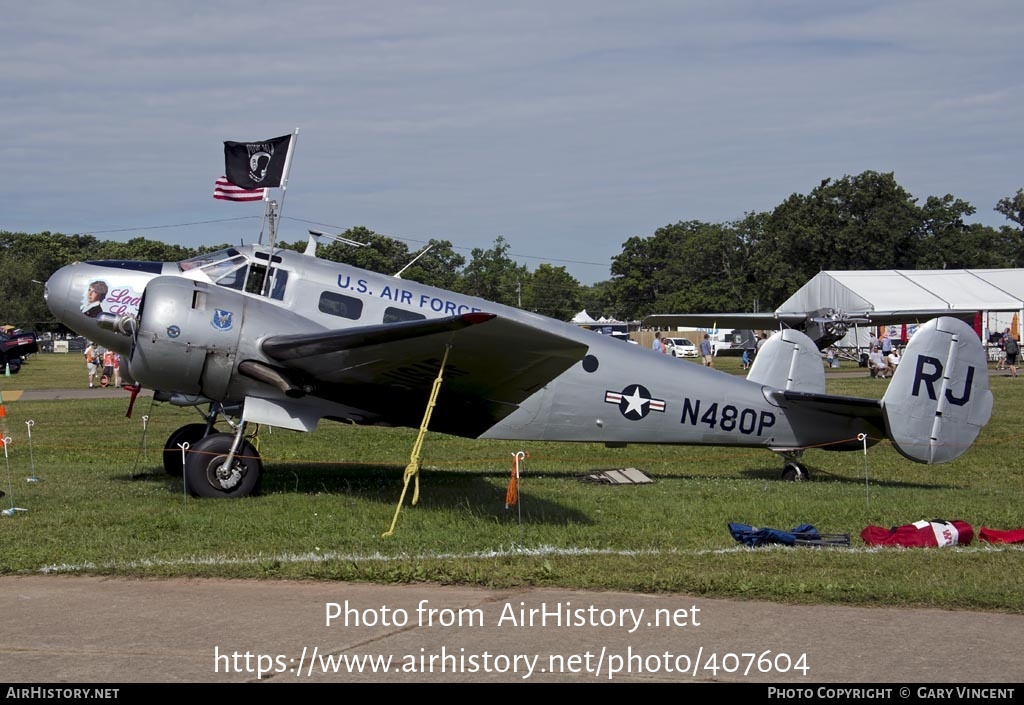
[178, 248, 241, 272]
[201, 256, 249, 284]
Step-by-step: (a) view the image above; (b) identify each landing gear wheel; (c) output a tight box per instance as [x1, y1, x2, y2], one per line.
[781, 462, 810, 482]
[163, 423, 211, 477]
[184, 432, 262, 499]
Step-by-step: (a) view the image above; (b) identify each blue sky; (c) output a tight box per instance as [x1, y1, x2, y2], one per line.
[2, 1, 1021, 284]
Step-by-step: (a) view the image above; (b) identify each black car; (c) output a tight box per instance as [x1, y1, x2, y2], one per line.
[0, 328, 39, 374]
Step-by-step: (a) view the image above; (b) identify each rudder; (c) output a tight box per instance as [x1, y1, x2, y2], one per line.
[883, 317, 992, 463]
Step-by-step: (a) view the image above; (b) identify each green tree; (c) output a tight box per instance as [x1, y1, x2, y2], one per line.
[609, 220, 748, 319]
[747, 172, 921, 308]
[455, 236, 530, 307]
[578, 279, 623, 321]
[995, 188, 1024, 229]
[913, 195, 1004, 269]
[392, 239, 466, 290]
[523, 264, 581, 320]
[0, 232, 103, 331]
[316, 226, 413, 275]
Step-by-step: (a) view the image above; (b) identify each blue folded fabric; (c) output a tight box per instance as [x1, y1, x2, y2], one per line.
[729, 522, 821, 547]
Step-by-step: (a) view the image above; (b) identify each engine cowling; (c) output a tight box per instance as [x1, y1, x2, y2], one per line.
[128, 277, 248, 399]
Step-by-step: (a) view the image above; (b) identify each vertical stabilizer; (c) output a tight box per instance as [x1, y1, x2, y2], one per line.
[883, 317, 992, 463]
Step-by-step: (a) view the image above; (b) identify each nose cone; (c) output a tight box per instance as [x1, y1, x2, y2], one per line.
[45, 264, 76, 322]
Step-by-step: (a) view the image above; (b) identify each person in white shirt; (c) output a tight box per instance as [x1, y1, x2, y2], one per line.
[887, 348, 901, 376]
[868, 347, 888, 379]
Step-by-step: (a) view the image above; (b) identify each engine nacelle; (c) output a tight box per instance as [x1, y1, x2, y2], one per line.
[128, 277, 247, 399]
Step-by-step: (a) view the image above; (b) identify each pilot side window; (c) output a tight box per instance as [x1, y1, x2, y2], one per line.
[384, 307, 425, 324]
[319, 291, 363, 320]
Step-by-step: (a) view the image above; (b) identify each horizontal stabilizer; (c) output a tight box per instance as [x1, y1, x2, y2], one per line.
[882, 317, 992, 463]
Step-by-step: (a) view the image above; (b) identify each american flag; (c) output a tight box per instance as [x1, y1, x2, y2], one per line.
[213, 176, 266, 202]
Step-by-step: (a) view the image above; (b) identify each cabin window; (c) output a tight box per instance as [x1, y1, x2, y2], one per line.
[319, 291, 363, 320]
[269, 269, 288, 300]
[384, 307, 425, 324]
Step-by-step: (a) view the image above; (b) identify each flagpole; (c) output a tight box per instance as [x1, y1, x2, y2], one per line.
[258, 127, 298, 249]
[270, 127, 300, 247]
[277, 127, 299, 215]
[260, 128, 299, 294]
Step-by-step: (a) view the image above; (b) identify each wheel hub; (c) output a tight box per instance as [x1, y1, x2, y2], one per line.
[209, 459, 244, 490]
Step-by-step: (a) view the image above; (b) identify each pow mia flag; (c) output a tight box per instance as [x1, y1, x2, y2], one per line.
[223, 134, 292, 189]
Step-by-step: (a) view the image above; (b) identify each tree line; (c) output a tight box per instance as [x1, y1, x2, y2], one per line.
[3, 171, 1022, 333]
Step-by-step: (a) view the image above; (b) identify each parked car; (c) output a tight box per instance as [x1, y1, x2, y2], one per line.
[664, 337, 697, 358]
[0, 327, 39, 374]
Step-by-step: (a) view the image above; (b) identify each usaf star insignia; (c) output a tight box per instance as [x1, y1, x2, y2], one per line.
[604, 384, 666, 420]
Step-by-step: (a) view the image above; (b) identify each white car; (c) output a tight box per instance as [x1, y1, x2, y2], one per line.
[664, 337, 698, 358]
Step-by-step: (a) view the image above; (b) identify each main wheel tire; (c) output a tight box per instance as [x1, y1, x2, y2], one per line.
[184, 432, 262, 499]
[781, 463, 810, 482]
[163, 423, 211, 477]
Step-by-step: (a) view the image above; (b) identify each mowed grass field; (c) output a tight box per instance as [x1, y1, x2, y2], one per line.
[0, 351, 1022, 612]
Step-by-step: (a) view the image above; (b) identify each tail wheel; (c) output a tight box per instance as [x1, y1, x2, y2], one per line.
[184, 432, 262, 499]
[163, 423, 212, 477]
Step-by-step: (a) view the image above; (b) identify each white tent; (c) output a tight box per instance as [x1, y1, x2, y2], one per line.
[778, 269, 1024, 349]
[570, 309, 597, 324]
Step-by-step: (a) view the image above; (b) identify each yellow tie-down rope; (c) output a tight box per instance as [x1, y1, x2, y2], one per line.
[383, 344, 451, 538]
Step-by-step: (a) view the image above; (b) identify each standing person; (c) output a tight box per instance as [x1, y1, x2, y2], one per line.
[101, 347, 117, 387]
[997, 328, 1009, 370]
[1004, 330, 1019, 379]
[741, 348, 751, 371]
[112, 353, 123, 387]
[83, 341, 100, 388]
[881, 332, 893, 359]
[700, 334, 713, 367]
[651, 331, 664, 354]
[755, 333, 768, 358]
[826, 347, 835, 369]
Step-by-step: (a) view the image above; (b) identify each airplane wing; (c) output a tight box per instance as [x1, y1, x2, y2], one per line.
[643, 312, 808, 330]
[645, 309, 977, 330]
[843, 309, 977, 326]
[260, 312, 590, 437]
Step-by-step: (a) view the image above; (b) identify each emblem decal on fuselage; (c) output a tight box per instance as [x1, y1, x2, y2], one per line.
[604, 384, 666, 420]
[166, 325, 180, 338]
[212, 309, 233, 331]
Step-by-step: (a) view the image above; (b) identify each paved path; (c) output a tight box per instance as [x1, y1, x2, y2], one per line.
[1, 575, 1022, 684]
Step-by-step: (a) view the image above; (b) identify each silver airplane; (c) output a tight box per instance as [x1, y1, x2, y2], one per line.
[44, 232, 993, 497]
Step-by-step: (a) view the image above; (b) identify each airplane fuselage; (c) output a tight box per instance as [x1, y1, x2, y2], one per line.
[44, 243, 881, 454]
